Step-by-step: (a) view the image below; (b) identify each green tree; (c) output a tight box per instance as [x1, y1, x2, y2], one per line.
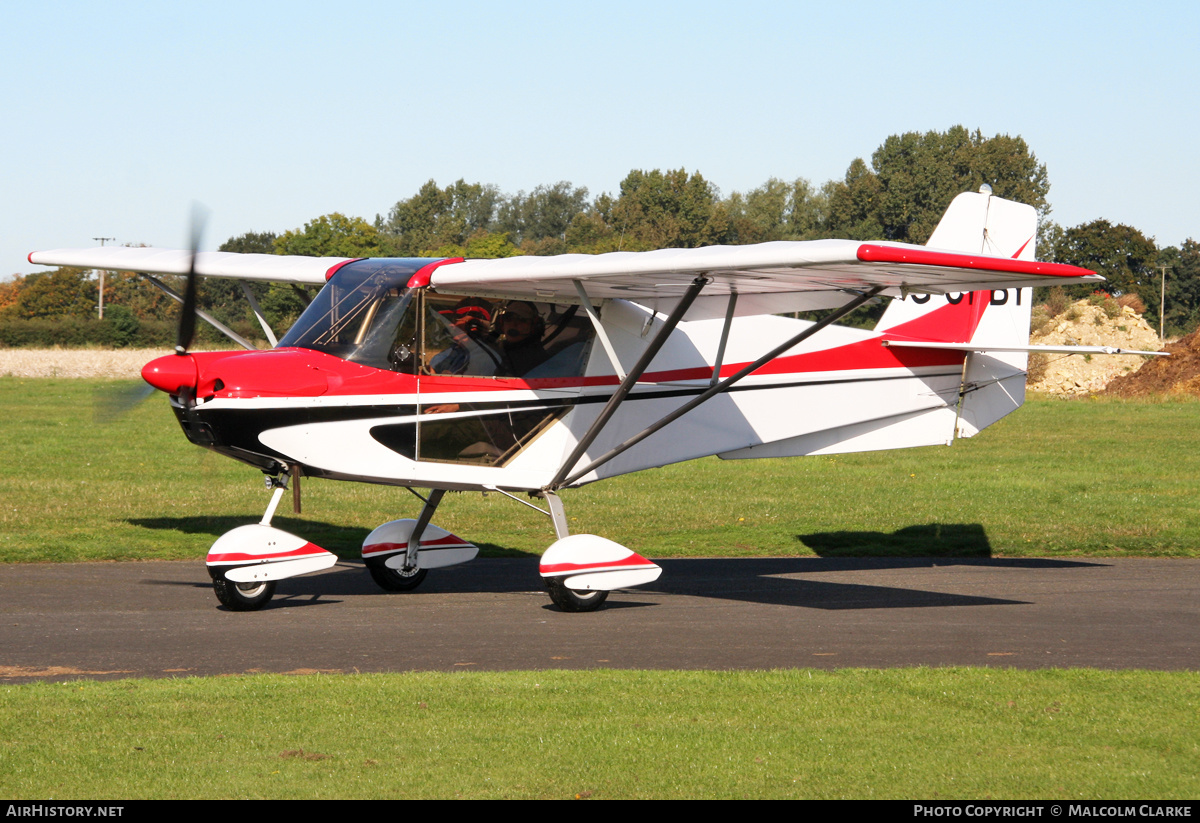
[103, 304, 141, 347]
[380, 179, 501, 255]
[426, 230, 523, 259]
[275, 213, 382, 258]
[824, 126, 1050, 245]
[824, 158, 885, 241]
[607, 168, 730, 250]
[1053, 219, 1159, 323]
[100, 270, 179, 321]
[220, 231, 278, 255]
[724, 177, 830, 243]
[4, 268, 96, 319]
[564, 210, 621, 254]
[1156, 239, 1200, 336]
[497, 181, 590, 248]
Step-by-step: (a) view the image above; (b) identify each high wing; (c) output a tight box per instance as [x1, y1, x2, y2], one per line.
[27, 246, 356, 285]
[427, 240, 1102, 319]
[29, 239, 1100, 310]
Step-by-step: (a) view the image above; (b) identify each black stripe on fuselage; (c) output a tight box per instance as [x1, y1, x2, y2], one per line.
[180, 368, 964, 472]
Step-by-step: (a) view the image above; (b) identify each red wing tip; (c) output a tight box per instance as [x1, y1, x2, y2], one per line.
[857, 244, 1095, 278]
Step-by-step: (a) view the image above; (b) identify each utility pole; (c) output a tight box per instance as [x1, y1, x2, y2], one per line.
[92, 236, 114, 319]
[1159, 264, 1169, 344]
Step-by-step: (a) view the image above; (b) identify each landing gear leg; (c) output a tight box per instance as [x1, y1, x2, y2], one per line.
[209, 469, 293, 612]
[363, 489, 445, 593]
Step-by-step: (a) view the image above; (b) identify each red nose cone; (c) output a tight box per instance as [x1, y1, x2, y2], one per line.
[142, 354, 198, 395]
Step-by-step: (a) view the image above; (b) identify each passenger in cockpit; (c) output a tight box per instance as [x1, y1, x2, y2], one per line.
[495, 301, 550, 377]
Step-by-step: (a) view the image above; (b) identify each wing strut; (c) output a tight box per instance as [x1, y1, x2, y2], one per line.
[546, 276, 710, 490]
[573, 279, 626, 380]
[240, 281, 278, 347]
[550, 286, 884, 490]
[142, 274, 257, 351]
[710, 292, 738, 386]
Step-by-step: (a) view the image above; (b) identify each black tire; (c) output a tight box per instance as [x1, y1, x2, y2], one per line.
[366, 559, 428, 592]
[545, 577, 608, 613]
[213, 577, 276, 611]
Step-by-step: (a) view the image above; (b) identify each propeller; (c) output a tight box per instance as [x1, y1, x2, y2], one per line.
[94, 381, 157, 424]
[175, 204, 209, 356]
[94, 204, 209, 423]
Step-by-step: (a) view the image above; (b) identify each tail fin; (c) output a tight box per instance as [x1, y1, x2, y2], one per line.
[874, 188, 1036, 344]
[874, 188, 1039, 439]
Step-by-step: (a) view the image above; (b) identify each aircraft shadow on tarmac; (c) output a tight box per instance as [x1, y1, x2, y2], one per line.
[134, 519, 1108, 613]
[145, 556, 1108, 613]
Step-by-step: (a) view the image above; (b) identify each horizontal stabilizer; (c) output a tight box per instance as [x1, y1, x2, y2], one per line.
[881, 340, 1167, 357]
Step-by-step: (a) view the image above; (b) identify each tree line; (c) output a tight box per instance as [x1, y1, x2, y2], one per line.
[4, 125, 1197, 346]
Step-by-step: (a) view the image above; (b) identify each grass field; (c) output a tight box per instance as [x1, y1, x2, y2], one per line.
[2, 378, 1197, 799]
[2, 378, 1198, 562]
[2, 669, 1198, 799]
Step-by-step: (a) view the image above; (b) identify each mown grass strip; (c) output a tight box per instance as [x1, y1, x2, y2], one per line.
[2, 378, 1198, 562]
[1, 669, 1196, 800]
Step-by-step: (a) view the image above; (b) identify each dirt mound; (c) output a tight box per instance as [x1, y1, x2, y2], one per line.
[1028, 299, 1162, 396]
[1103, 329, 1200, 397]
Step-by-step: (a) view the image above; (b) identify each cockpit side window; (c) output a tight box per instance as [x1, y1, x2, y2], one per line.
[415, 295, 598, 467]
[420, 295, 595, 379]
[422, 294, 501, 377]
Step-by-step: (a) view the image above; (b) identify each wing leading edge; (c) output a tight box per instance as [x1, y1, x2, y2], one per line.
[27, 247, 355, 285]
[425, 240, 1099, 307]
[28, 238, 1100, 301]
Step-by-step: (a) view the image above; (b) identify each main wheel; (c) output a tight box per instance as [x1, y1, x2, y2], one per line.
[213, 577, 276, 611]
[366, 559, 428, 592]
[545, 577, 608, 613]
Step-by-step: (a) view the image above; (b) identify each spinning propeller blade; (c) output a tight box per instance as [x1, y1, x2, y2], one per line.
[175, 204, 209, 356]
[93, 380, 157, 424]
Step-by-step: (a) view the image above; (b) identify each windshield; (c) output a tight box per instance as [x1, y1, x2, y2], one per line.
[278, 259, 433, 370]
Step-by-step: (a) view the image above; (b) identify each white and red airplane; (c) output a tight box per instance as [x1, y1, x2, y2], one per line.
[31, 187, 1130, 612]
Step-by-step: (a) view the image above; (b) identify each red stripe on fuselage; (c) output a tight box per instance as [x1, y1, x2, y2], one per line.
[199, 294, 993, 401]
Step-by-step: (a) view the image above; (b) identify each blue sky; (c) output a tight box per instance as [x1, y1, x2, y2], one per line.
[5, 0, 1198, 278]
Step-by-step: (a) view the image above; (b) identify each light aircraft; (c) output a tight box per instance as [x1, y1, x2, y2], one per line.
[32, 187, 1142, 612]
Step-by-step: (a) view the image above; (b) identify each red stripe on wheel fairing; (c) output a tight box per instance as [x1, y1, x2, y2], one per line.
[207, 543, 326, 564]
[540, 557, 657, 575]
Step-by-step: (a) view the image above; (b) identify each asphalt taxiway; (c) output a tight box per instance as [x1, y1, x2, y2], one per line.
[1, 557, 1196, 680]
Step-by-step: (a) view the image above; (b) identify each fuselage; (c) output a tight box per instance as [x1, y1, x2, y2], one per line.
[142, 258, 996, 492]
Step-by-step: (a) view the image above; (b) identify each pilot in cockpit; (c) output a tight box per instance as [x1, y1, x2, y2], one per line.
[428, 297, 497, 376]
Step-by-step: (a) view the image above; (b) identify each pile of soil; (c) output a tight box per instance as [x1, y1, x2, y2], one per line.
[1028, 300, 1163, 396]
[1103, 329, 1200, 397]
